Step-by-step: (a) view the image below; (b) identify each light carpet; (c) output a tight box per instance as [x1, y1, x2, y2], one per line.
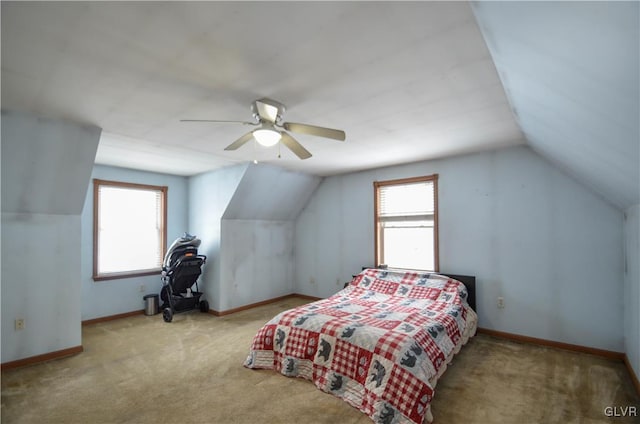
[2, 297, 638, 424]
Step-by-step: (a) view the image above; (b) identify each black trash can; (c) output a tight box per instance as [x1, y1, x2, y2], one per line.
[143, 294, 159, 316]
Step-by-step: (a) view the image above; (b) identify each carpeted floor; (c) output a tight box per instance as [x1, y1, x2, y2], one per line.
[2, 296, 638, 424]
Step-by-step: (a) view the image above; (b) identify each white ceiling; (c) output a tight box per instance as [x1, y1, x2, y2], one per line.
[1, 1, 522, 177]
[1, 1, 638, 209]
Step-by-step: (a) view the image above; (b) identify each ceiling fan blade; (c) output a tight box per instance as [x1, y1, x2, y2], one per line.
[280, 132, 312, 160]
[180, 119, 257, 125]
[283, 122, 345, 141]
[224, 131, 254, 151]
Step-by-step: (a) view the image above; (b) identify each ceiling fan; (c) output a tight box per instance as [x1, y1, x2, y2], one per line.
[181, 98, 346, 160]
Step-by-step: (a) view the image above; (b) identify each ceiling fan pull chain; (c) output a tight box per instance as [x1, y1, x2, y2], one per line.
[253, 139, 258, 164]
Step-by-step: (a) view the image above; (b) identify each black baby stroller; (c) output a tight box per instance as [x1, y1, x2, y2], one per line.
[160, 233, 209, 322]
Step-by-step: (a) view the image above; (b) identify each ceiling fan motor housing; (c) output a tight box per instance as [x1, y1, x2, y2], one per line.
[252, 98, 286, 124]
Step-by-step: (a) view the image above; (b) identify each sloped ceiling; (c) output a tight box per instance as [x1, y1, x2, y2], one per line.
[223, 163, 321, 221]
[472, 1, 639, 209]
[1, 110, 101, 215]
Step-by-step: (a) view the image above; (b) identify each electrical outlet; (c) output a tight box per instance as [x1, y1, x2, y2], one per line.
[139, 284, 145, 293]
[497, 297, 505, 309]
[15, 319, 25, 330]
[310, 277, 316, 285]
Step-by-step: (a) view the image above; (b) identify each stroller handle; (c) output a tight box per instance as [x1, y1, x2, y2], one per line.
[164, 254, 207, 275]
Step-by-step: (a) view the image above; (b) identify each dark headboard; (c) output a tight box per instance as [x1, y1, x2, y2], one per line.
[441, 273, 476, 312]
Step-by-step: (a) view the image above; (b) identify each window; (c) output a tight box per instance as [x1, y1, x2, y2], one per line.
[93, 179, 167, 281]
[374, 174, 439, 272]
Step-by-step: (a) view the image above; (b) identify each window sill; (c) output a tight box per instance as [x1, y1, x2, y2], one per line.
[378, 266, 438, 273]
[93, 269, 162, 282]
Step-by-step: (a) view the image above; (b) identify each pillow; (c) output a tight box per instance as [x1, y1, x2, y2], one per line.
[349, 269, 469, 303]
[353, 268, 434, 286]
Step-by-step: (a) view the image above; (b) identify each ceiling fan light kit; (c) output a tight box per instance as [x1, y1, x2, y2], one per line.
[253, 125, 281, 147]
[182, 98, 346, 160]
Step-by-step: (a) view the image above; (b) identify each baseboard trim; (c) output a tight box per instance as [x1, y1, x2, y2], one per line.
[623, 354, 640, 396]
[78, 293, 323, 322]
[82, 310, 144, 326]
[210, 293, 323, 316]
[477, 327, 624, 361]
[1, 345, 84, 371]
[291, 293, 324, 302]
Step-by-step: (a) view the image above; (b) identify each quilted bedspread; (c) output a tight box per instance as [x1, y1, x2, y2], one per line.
[244, 269, 478, 424]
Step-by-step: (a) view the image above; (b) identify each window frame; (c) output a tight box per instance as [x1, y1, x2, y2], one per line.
[373, 174, 439, 272]
[93, 178, 168, 281]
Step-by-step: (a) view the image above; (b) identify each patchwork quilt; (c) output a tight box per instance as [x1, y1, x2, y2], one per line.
[244, 269, 478, 424]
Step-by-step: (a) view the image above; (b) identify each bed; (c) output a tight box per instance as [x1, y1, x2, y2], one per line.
[244, 268, 478, 424]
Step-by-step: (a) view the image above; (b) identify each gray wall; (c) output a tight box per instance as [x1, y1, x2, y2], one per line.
[295, 145, 624, 352]
[1, 111, 100, 363]
[219, 164, 320, 311]
[2, 119, 633, 369]
[188, 164, 248, 312]
[189, 163, 321, 312]
[220, 219, 294, 310]
[624, 204, 640, 380]
[79, 165, 189, 320]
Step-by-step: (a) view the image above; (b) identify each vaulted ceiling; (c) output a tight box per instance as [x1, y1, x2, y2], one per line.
[1, 1, 638, 209]
[473, 1, 638, 209]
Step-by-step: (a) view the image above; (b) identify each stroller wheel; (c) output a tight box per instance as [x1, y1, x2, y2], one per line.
[162, 308, 173, 322]
[199, 300, 209, 313]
